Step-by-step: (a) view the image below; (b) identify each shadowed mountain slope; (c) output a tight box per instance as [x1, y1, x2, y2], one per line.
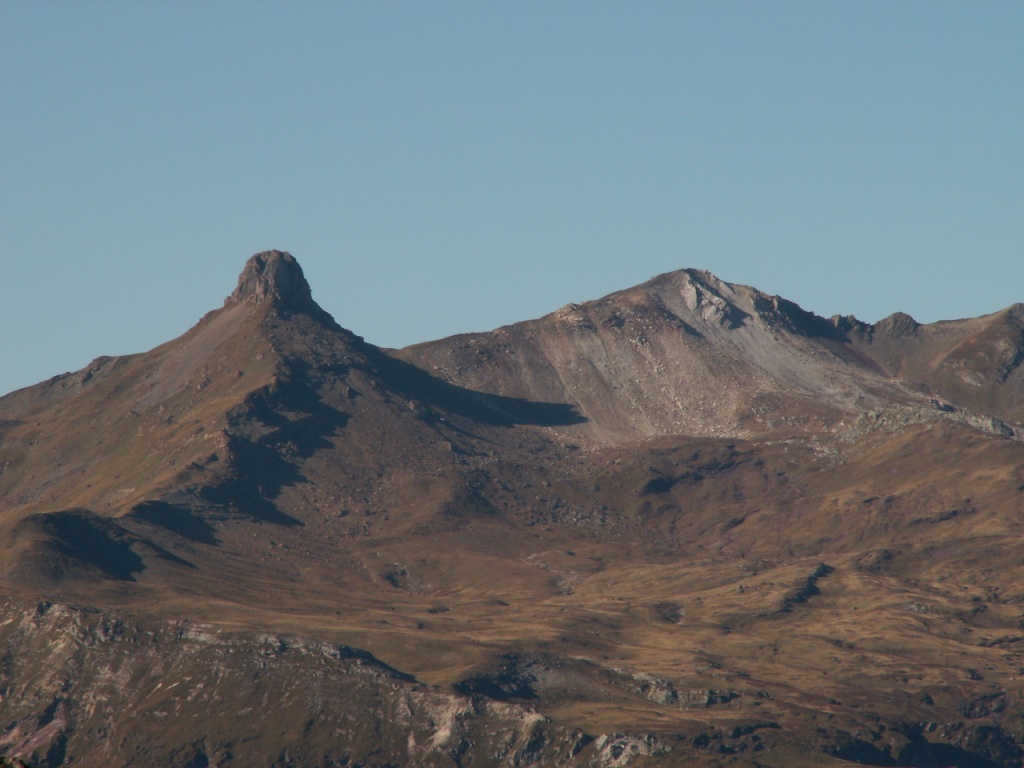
[1, 252, 1023, 768]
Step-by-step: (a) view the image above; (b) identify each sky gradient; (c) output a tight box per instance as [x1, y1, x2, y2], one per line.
[2, 1, 1022, 397]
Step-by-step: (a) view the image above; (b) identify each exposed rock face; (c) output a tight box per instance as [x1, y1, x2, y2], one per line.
[230, 250, 310, 303]
[226, 250, 337, 327]
[0, 601, 598, 768]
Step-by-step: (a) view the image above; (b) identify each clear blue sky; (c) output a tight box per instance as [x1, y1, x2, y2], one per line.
[2, 1, 1022, 397]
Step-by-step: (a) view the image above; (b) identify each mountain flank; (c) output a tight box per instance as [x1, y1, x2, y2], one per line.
[1, 251, 1023, 768]
[398, 267, 1023, 441]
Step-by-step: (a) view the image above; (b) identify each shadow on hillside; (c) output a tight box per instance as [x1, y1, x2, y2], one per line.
[368, 350, 587, 428]
[141, 350, 587, 538]
[17, 509, 192, 582]
[833, 734, 1009, 768]
[209, 351, 587, 525]
[128, 501, 220, 545]
[196, 362, 353, 528]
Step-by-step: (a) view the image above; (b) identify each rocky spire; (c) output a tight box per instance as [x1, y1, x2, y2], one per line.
[227, 250, 316, 307]
[226, 250, 339, 327]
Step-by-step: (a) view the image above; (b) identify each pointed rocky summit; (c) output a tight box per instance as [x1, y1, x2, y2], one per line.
[226, 250, 338, 327]
[228, 250, 314, 308]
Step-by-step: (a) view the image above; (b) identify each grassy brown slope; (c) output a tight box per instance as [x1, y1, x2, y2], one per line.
[6, 426, 1023, 762]
[7, 418, 1020, 763]
[0, 300, 279, 519]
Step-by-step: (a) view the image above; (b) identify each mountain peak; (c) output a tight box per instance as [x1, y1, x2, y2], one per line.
[228, 250, 315, 309]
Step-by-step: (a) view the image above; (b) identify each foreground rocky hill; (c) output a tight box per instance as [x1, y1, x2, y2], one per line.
[1, 251, 1022, 767]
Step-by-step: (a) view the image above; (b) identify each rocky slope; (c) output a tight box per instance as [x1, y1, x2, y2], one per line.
[1, 252, 1023, 767]
[846, 303, 1024, 424]
[397, 268, 1023, 443]
[0, 601, 603, 768]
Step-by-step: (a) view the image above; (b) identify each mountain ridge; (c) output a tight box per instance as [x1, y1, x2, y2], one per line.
[1, 251, 1023, 768]
[398, 265, 1022, 443]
